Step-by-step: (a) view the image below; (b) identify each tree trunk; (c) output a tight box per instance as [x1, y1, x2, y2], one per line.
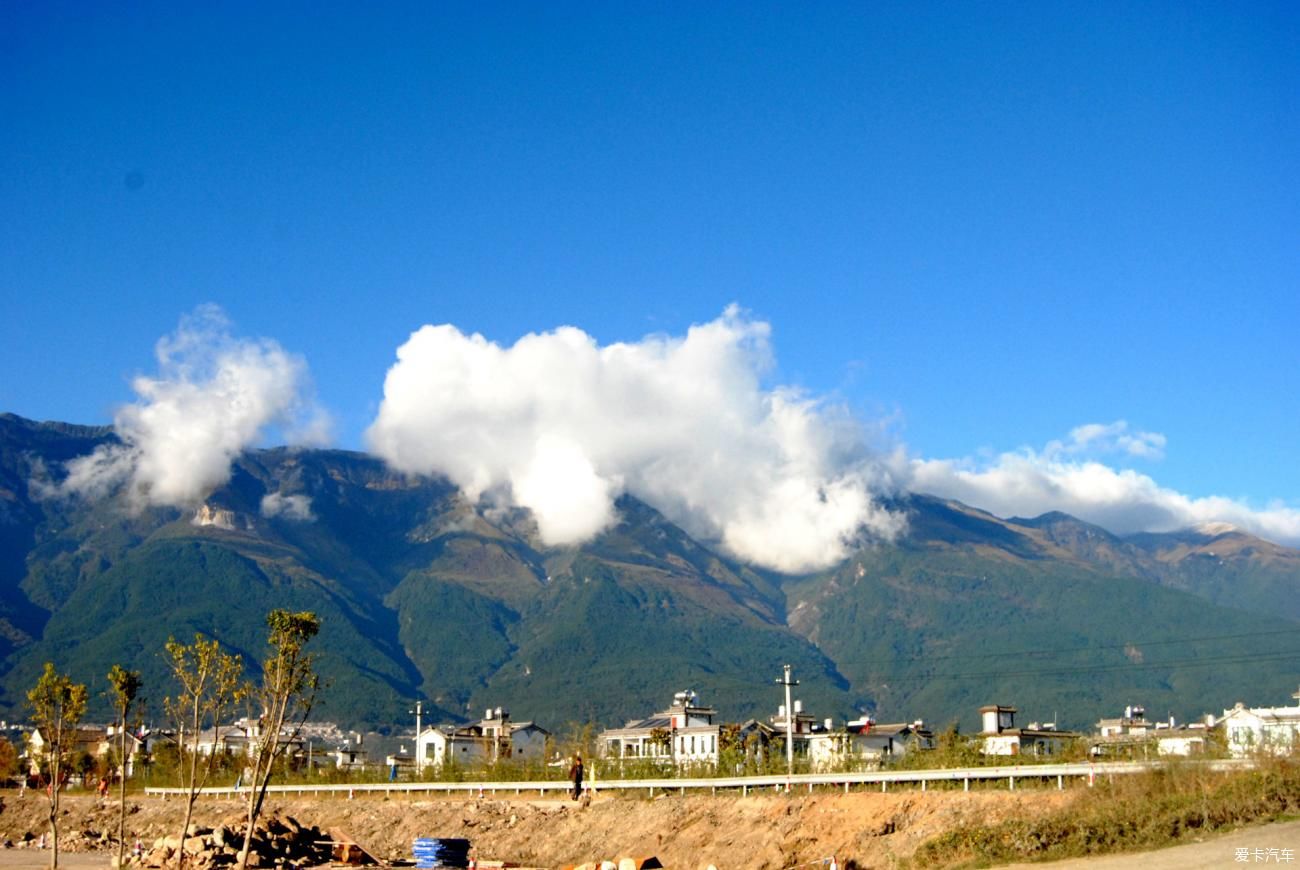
[48, 760, 60, 870]
[238, 746, 271, 870]
[177, 743, 200, 870]
[117, 722, 128, 870]
[48, 811, 59, 870]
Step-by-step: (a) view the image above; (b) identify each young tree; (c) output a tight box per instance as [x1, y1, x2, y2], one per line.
[27, 662, 88, 870]
[107, 665, 142, 870]
[238, 610, 320, 870]
[164, 635, 243, 870]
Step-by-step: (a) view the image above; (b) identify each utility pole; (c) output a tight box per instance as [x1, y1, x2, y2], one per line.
[775, 664, 799, 793]
[409, 701, 423, 775]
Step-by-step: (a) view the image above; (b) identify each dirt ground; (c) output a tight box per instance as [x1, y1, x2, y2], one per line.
[0, 786, 1071, 868]
[0, 787, 1291, 869]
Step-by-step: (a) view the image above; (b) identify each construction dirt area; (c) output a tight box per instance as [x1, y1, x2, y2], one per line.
[0, 787, 1292, 869]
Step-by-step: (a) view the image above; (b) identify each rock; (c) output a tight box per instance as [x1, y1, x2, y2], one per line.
[183, 835, 206, 854]
[212, 824, 229, 847]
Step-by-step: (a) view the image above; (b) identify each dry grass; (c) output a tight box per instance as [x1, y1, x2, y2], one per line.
[906, 757, 1300, 868]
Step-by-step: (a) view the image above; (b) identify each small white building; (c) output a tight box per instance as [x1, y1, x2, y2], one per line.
[1154, 725, 1208, 757]
[416, 708, 550, 768]
[97, 725, 152, 778]
[979, 705, 1078, 756]
[768, 699, 827, 754]
[1091, 706, 1207, 757]
[26, 726, 106, 777]
[806, 719, 934, 770]
[601, 690, 721, 766]
[191, 718, 304, 759]
[1218, 687, 1300, 757]
[333, 742, 369, 771]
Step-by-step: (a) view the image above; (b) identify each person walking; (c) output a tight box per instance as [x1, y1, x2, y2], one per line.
[568, 754, 584, 801]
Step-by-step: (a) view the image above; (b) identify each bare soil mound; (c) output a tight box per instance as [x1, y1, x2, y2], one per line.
[0, 787, 1074, 868]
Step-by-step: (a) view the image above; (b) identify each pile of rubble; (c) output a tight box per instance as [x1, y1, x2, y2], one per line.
[561, 858, 664, 870]
[4, 828, 116, 853]
[134, 813, 332, 868]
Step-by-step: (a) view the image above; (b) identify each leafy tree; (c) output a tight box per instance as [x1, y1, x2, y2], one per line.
[27, 662, 88, 870]
[107, 665, 142, 870]
[0, 737, 18, 781]
[648, 727, 672, 755]
[238, 611, 320, 870]
[164, 635, 243, 870]
[73, 750, 95, 784]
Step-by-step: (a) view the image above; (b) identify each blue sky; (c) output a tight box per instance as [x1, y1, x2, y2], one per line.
[3, 2, 1297, 551]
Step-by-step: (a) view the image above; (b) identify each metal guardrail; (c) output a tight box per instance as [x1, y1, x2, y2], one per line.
[144, 758, 1252, 800]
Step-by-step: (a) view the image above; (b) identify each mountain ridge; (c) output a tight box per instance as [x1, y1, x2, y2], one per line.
[1, 413, 1296, 733]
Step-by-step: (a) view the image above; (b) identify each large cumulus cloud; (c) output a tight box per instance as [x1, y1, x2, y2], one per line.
[366, 306, 904, 572]
[61, 305, 328, 509]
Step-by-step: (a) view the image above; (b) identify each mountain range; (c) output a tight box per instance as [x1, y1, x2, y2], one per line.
[1, 412, 1296, 734]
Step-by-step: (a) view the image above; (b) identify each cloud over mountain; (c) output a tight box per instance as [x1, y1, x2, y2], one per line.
[911, 422, 1300, 546]
[60, 305, 328, 508]
[366, 306, 904, 572]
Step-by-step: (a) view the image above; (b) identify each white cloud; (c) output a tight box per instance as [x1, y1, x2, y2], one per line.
[365, 306, 904, 572]
[1048, 421, 1166, 460]
[61, 305, 329, 509]
[260, 492, 316, 522]
[910, 423, 1300, 545]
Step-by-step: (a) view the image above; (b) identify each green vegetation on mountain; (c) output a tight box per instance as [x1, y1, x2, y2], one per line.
[0, 413, 1296, 734]
[784, 543, 1299, 731]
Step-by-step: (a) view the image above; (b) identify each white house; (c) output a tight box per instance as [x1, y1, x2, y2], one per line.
[979, 705, 1078, 756]
[1218, 688, 1300, 757]
[1154, 725, 1208, 757]
[191, 718, 304, 759]
[416, 708, 550, 768]
[25, 726, 106, 777]
[600, 690, 721, 767]
[332, 741, 369, 771]
[1091, 706, 1207, 758]
[96, 725, 152, 778]
[768, 699, 827, 754]
[807, 719, 934, 770]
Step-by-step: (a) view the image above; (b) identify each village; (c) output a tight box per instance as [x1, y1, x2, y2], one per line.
[10, 675, 1300, 790]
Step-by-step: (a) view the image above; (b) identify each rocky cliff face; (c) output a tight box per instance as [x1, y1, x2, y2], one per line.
[192, 504, 248, 530]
